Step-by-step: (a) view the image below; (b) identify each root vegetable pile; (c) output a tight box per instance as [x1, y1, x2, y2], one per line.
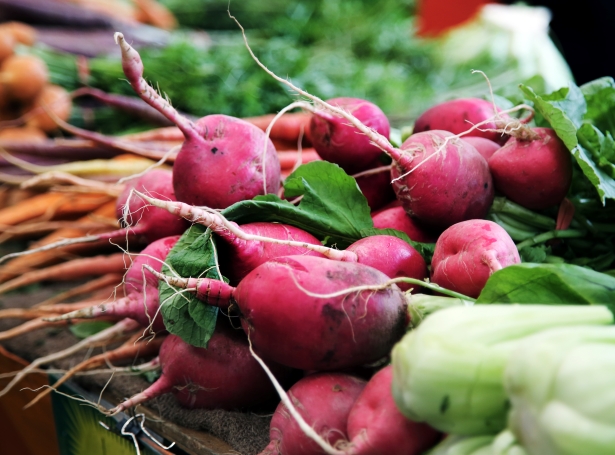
[1, 18, 614, 455]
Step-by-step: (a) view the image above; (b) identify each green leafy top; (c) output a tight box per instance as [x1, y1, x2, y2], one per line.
[158, 224, 221, 348]
[519, 80, 615, 204]
[477, 263, 615, 315]
[223, 161, 373, 248]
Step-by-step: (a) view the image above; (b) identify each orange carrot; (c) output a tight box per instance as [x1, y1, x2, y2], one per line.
[0, 22, 37, 46]
[277, 149, 321, 169]
[243, 112, 313, 143]
[2, 187, 38, 208]
[0, 126, 47, 142]
[0, 55, 48, 103]
[25, 333, 165, 407]
[120, 126, 183, 142]
[0, 302, 96, 320]
[22, 84, 72, 133]
[133, 0, 178, 30]
[0, 200, 118, 282]
[0, 220, 116, 242]
[34, 273, 123, 307]
[122, 112, 313, 145]
[0, 29, 14, 65]
[0, 252, 128, 295]
[0, 191, 113, 226]
[0, 316, 67, 341]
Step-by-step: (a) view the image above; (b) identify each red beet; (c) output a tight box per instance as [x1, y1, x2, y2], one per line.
[390, 130, 494, 230]
[117, 169, 190, 242]
[49, 235, 180, 331]
[345, 366, 441, 455]
[430, 220, 521, 298]
[154, 255, 409, 371]
[413, 98, 510, 145]
[259, 373, 367, 455]
[371, 206, 438, 243]
[346, 235, 428, 292]
[110, 323, 293, 414]
[488, 127, 572, 210]
[114, 33, 280, 210]
[461, 136, 501, 161]
[310, 97, 390, 174]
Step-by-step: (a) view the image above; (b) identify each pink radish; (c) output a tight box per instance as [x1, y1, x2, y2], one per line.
[149, 255, 408, 371]
[109, 322, 294, 414]
[354, 166, 396, 212]
[46, 235, 180, 331]
[488, 127, 572, 210]
[259, 373, 367, 455]
[309, 97, 390, 174]
[344, 365, 441, 455]
[345, 235, 427, 292]
[430, 220, 521, 298]
[413, 98, 510, 145]
[461, 136, 501, 161]
[114, 33, 280, 209]
[214, 221, 327, 285]
[136, 192, 428, 286]
[391, 130, 494, 230]
[371, 206, 437, 243]
[117, 169, 189, 242]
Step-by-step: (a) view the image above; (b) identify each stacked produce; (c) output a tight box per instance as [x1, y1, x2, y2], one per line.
[0, 6, 614, 455]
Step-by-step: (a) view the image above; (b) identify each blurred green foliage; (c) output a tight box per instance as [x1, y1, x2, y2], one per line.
[34, 0, 522, 133]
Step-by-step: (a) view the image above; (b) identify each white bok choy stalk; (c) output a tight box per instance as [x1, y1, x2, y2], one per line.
[391, 304, 614, 436]
[505, 325, 615, 455]
[426, 431, 527, 455]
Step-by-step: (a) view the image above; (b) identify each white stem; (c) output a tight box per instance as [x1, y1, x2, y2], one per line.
[133, 190, 356, 261]
[228, 13, 399, 159]
[262, 101, 315, 194]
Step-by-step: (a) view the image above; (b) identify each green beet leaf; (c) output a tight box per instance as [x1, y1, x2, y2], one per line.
[222, 161, 373, 248]
[157, 161, 436, 348]
[578, 123, 615, 179]
[477, 263, 615, 312]
[581, 76, 615, 135]
[159, 224, 221, 348]
[520, 82, 615, 203]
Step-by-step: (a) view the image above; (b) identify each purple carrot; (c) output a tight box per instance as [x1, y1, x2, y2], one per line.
[0, 139, 121, 160]
[71, 87, 197, 127]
